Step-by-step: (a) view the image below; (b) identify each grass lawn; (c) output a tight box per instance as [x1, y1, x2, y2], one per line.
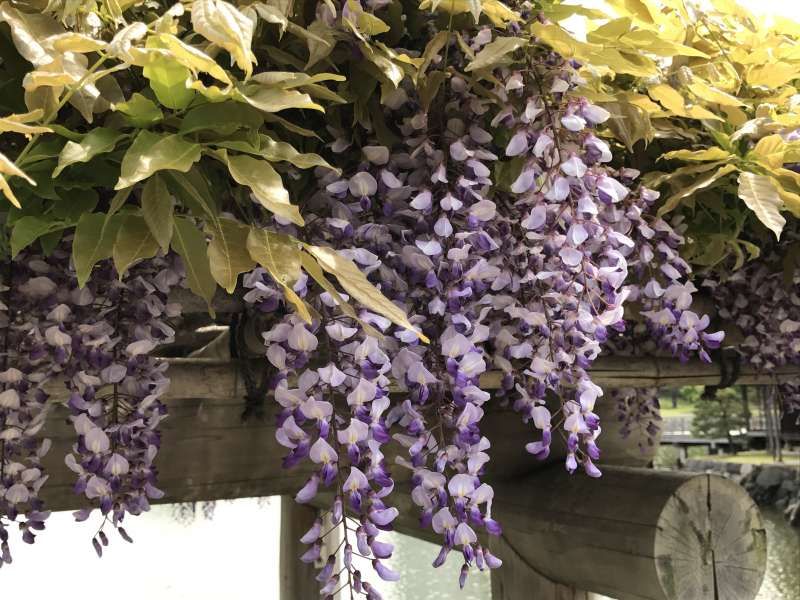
[658, 399, 696, 417]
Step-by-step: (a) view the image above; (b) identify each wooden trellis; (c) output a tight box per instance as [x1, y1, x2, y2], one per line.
[36, 355, 789, 600]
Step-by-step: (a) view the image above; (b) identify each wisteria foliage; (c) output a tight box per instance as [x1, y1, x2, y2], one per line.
[1, 0, 799, 596]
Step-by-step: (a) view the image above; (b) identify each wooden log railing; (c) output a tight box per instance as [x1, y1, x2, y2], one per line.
[34, 358, 773, 600]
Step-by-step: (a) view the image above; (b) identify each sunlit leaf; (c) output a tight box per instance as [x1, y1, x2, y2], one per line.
[238, 85, 324, 113]
[747, 62, 798, 89]
[219, 150, 304, 225]
[737, 172, 786, 240]
[191, 0, 256, 79]
[687, 80, 744, 107]
[143, 55, 196, 110]
[306, 244, 428, 341]
[465, 36, 527, 72]
[0, 151, 35, 208]
[47, 32, 106, 53]
[748, 134, 786, 169]
[660, 147, 733, 162]
[247, 227, 312, 323]
[53, 128, 125, 177]
[0, 109, 52, 136]
[157, 33, 232, 85]
[116, 131, 202, 189]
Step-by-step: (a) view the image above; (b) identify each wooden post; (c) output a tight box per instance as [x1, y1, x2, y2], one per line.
[490, 534, 589, 600]
[279, 496, 319, 600]
[493, 466, 767, 600]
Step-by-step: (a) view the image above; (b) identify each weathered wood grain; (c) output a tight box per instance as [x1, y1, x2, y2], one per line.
[493, 466, 766, 600]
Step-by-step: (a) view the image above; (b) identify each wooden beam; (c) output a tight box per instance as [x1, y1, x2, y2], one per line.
[37, 359, 656, 512]
[492, 466, 766, 600]
[33, 359, 767, 600]
[490, 534, 590, 600]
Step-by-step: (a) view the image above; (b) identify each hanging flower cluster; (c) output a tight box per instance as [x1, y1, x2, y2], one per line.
[706, 228, 800, 414]
[0, 251, 73, 566]
[241, 20, 721, 593]
[63, 257, 183, 554]
[0, 245, 183, 563]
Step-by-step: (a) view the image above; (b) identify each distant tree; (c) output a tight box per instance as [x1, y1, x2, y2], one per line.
[691, 388, 747, 440]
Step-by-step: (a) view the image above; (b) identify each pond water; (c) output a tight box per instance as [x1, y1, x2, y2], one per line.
[0, 497, 796, 600]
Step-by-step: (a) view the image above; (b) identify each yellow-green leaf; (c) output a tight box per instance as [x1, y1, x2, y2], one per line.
[113, 93, 164, 127]
[238, 86, 324, 113]
[748, 134, 786, 169]
[53, 128, 125, 177]
[660, 147, 733, 162]
[171, 216, 217, 314]
[141, 175, 175, 252]
[143, 56, 196, 110]
[207, 218, 255, 293]
[0, 151, 35, 208]
[747, 62, 798, 89]
[113, 215, 160, 277]
[306, 245, 428, 342]
[658, 164, 738, 215]
[157, 33, 232, 85]
[221, 151, 304, 226]
[191, 0, 256, 79]
[737, 172, 786, 240]
[247, 227, 312, 323]
[465, 36, 527, 72]
[0, 110, 52, 136]
[116, 132, 202, 190]
[687, 80, 744, 107]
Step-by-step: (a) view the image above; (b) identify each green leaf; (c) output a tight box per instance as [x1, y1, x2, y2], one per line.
[141, 174, 175, 252]
[113, 214, 160, 277]
[163, 169, 220, 223]
[114, 93, 164, 127]
[658, 164, 738, 216]
[737, 172, 786, 240]
[298, 251, 380, 337]
[53, 128, 125, 177]
[246, 227, 312, 323]
[305, 245, 427, 342]
[171, 216, 217, 315]
[238, 85, 324, 113]
[116, 131, 202, 190]
[178, 101, 264, 135]
[72, 212, 125, 287]
[220, 151, 304, 225]
[465, 36, 527, 72]
[214, 136, 336, 171]
[207, 218, 255, 293]
[143, 56, 196, 110]
[10, 215, 68, 257]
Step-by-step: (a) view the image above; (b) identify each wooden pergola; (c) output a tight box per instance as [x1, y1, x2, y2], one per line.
[36, 295, 798, 600]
